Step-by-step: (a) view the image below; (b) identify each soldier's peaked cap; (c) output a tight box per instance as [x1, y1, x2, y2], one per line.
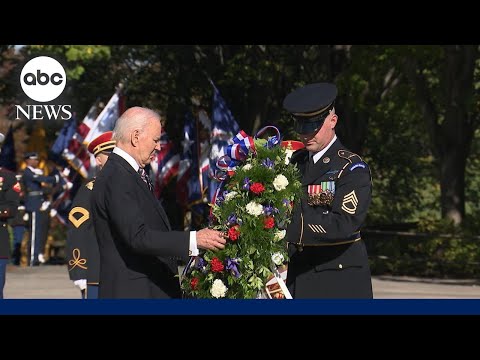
[87, 131, 116, 156]
[24, 151, 39, 160]
[283, 82, 337, 134]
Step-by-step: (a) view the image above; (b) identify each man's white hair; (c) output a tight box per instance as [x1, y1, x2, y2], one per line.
[112, 107, 160, 144]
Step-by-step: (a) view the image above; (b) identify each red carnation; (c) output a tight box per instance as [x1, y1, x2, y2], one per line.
[250, 182, 265, 195]
[190, 277, 199, 290]
[210, 257, 224, 272]
[263, 217, 275, 229]
[228, 225, 241, 241]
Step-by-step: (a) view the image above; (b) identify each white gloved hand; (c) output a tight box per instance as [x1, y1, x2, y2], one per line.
[18, 205, 26, 211]
[33, 168, 44, 175]
[62, 168, 71, 177]
[23, 213, 29, 222]
[73, 279, 87, 291]
[63, 181, 73, 190]
[49, 208, 57, 218]
[40, 201, 50, 211]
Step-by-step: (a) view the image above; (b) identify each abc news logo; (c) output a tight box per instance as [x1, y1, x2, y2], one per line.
[15, 56, 72, 120]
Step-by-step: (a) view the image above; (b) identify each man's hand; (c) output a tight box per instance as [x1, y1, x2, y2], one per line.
[196, 228, 226, 251]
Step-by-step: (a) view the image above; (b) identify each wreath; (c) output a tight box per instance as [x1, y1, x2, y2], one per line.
[181, 127, 304, 299]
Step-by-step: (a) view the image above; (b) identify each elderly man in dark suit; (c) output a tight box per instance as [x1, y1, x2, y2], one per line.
[92, 107, 226, 299]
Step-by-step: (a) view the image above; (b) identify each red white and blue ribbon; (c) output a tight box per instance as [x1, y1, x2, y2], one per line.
[213, 126, 281, 181]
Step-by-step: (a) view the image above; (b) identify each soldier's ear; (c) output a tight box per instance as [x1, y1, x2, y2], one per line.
[329, 113, 338, 129]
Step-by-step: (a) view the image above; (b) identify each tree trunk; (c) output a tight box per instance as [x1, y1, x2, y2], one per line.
[404, 45, 478, 225]
[439, 148, 467, 225]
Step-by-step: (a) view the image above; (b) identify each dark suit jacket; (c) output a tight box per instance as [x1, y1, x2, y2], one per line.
[91, 153, 189, 299]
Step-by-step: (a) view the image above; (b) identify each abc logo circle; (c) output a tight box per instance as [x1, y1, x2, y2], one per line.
[20, 56, 66, 102]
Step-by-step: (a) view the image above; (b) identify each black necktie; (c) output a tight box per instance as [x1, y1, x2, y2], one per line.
[307, 154, 315, 170]
[138, 167, 154, 193]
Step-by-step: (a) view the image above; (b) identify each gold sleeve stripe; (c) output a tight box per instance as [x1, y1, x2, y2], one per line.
[308, 224, 327, 233]
[68, 207, 90, 228]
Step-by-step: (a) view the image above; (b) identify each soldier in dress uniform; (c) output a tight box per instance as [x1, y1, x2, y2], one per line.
[23, 152, 61, 266]
[66, 131, 115, 299]
[282, 82, 373, 298]
[9, 174, 27, 266]
[0, 132, 21, 298]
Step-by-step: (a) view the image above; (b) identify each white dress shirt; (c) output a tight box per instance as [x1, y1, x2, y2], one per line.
[311, 135, 337, 164]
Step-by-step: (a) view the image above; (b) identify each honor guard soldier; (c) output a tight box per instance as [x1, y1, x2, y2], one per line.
[283, 82, 373, 298]
[66, 131, 115, 299]
[0, 132, 21, 298]
[23, 152, 61, 266]
[9, 174, 27, 266]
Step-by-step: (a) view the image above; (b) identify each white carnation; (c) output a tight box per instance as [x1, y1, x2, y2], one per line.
[210, 279, 228, 298]
[246, 201, 263, 216]
[274, 229, 286, 241]
[224, 191, 238, 202]
[273, 174, 289, 191]
[271, 252, 285, 266]
[242, 164, 252, 171]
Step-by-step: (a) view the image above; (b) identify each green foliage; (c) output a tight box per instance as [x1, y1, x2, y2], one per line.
[26, 45, 111, 80]
[181, 138, 303, 298]
[367, 217, 480, 278]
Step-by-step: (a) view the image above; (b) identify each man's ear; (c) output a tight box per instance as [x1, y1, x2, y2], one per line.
[131, 129, 140, 146]
[329, 114, 338, 129]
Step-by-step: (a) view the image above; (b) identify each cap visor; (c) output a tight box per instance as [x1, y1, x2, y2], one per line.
[295, 119, 325, 134]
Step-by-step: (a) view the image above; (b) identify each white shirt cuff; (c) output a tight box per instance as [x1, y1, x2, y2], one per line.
[189, 231, 199, 257]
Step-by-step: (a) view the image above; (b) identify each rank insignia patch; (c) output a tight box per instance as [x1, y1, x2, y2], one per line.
[307, 182, 335, 206]
[341, 190, 358, 214]
[68, 207, 90, 228]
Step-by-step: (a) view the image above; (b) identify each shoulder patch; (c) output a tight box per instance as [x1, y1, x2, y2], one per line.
[85, 180, 95, 190]
[349, 162, 367, 171]
[338, 149, 363, 164]
[68, 207, 90, 228]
